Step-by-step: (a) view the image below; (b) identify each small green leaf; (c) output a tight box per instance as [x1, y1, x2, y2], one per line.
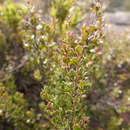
[79, 81, 86, 88]
[70, 57, 78, 65]
[76, 45, 83, 54]
[73, 124, 82, 130]
[33, 70, 42, 81]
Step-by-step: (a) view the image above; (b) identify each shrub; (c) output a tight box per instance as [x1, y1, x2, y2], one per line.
[0, 2, 27, 69]
[0, 0, 104, 129]
[23, 0, 104, 129]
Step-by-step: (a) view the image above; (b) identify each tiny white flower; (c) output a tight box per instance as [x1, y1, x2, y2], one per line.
[36, 24, 42, 30]
[26, 119, 30, 123]
[114, 82, 118, 86]
[128, 97, 130, 101]
[75, 40, 78, 43]
[48, 42, 56, 47]
[82, 95, 86, 98]
[90, 49, 95, 53]
[0, 109, 3, 115]
[68, 82, 72, 85]
[24, 43, 29, 47]
[52, 64, 56, 68]
[100, 40, 103, 44]
[69, 7, 75, 13]
[118, 90, 122, 94]
[43, 59, 47, 64]
[41, 36, 45, 39]
[107, 55, 111, 60]
[31, 35, 35, 39]
[118, 64, 122, 68]
[96, 2, 101, 7]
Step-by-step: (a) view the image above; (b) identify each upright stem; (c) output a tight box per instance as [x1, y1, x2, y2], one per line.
[69, 53, 80, 129]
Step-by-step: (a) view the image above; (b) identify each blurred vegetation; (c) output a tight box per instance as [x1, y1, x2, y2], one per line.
[107, 0, 130, 11]
[0, 0, 129, 130]
[87, 32, 130, 129]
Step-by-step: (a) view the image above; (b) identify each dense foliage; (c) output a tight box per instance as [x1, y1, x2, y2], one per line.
[0, 0, 129, 130]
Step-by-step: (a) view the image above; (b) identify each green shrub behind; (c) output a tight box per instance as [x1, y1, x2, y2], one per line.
[0, 0, 104, 129]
